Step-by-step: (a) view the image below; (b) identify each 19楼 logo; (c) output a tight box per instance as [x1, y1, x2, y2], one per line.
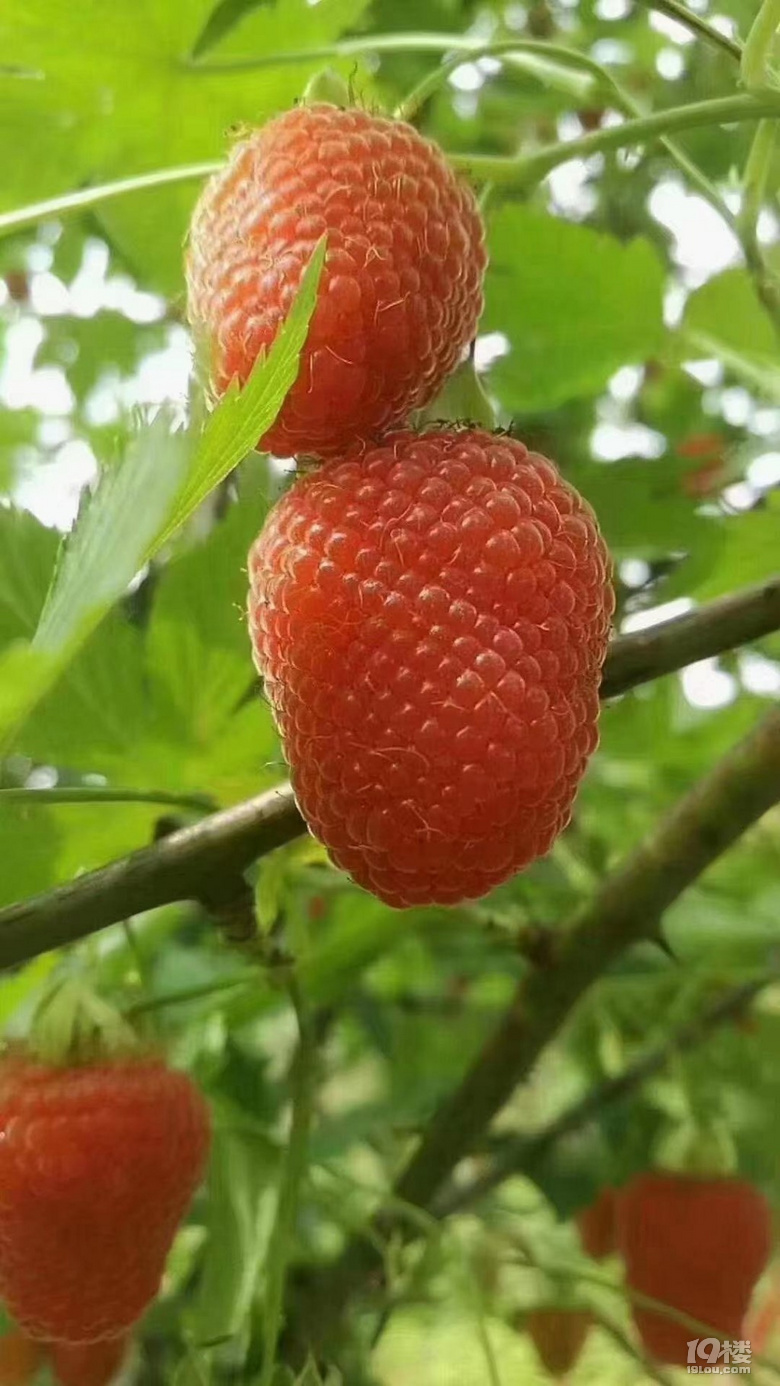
[687, 1339, 752, 1373]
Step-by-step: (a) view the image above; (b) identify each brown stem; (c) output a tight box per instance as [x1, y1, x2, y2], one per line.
[435, 967, 778, 1216]
[395, 708, 780, 1211]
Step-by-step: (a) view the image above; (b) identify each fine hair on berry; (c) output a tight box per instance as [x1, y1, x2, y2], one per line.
[0, 1054, 211, 1344]
[187, 103, 487, 459]
[248, 428, 614, 907]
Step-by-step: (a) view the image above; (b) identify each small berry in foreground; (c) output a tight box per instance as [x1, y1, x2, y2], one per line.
[577, 1186, 617, 1260]
[187, 103, 486, 459]
[248, 428, 613, 906]
[0, 1053, 210, 1344]
[618, 1172, 771, 1365]
[526, 1308, 592, 1377]
[50, 1337, 128, 1386]
[0, 1332, 43, 1385]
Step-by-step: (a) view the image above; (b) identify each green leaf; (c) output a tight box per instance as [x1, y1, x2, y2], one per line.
[0, 796, 62, 908]
[482, 207, 666, 412]
[191, 0, 273, 59]
[155, 235, 325, 550]
[33, 411, 190, 654]
[0, 407, 38, 495]
[0, 0, 369, 290]
[193, 1125, 276, 1345]
[0, 506, 59, 643]
[679, 264, 780, 400]
[36, 311, 168, 401]
[0, 242, 322, 744]
[690, 495, 780, 601]
[146, 472, 270, 739]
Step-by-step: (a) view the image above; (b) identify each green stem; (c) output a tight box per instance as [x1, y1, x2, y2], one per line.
[124, 974, 251, 1018]
[184, 32, 600, 75]
[260, 985, 317, 1386]
[392, 37, 733, 226]
[394, 39, 612, 121]
[741, 118, 778, 237]
[184, 19, 741, 76]
[468, 1269, 503, 1386]
[635, 0, 742, 64]
[448, 92, 780, 185]
[739, 118, 780, 342]
[742, 0, 780, 88]
[0, 162, 220, 240]
[0, 786, 215, 812]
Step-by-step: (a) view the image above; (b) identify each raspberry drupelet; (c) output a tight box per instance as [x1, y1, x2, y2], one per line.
[187, 103, 486, 459]
[248, 429, 614, 906]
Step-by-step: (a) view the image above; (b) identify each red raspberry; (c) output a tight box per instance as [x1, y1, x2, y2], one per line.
[618, 1172, 771, 1365]
[248, 429, 613, 906]
[0, 1054, 210, 1344]
[50, 1337, 128, 1386]
[186, 104, 486, 459]
[526, 1308, 592, 1376]
[577, 1186, 617, 1260]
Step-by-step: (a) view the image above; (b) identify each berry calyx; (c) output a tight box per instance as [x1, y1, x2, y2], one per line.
[248, 428, 614, 906]
[187, 104, 486, 459]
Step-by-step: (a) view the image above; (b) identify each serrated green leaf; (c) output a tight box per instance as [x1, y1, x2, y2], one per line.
[482, 207, 666, 413]
[34, 411, 190, 654]
[155, 235, 325, 549]
[0, 244, 321, 744]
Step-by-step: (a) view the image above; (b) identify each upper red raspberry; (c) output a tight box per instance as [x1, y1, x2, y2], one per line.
[186, 104, 486, 459]
[0, 1055, 210, 1344]
[248, 429, 614, 906]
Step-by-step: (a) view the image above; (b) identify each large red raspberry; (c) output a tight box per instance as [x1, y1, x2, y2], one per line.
[248, 429, 614, 906]
[186, 104, 486, 459]
[0, 1055, 210, 1344]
